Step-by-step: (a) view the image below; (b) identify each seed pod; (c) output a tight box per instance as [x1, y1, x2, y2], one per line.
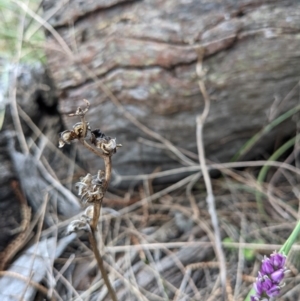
[80, 173, 93, 185]
[84, 205, 94, 220]
[58, 130, 77, 148]
[67, 217, 91, 234]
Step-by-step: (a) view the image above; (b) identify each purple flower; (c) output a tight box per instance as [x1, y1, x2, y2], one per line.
[270, 269, 285, 283]
[266, 285, 281, 297]
[254, 275, 272, 295]
[270, 252, 286, 269]
[251, 252, 287, 300]
[261, 257, 274, 274]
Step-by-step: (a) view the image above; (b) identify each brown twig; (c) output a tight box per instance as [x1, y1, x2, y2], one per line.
[0, 271, 52, 299]
[195, 47, 227, 300]
[116, 160, 300, 182]
[80, 129, 117, 301]
[88, 229, 117, 301]
[0, 181, 31, 271]
[59, 101, 118, 301]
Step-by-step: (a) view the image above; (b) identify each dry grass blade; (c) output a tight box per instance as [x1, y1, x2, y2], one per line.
[118, 173, 198, 215]
[233, 217, 246, 300]
[8, 0, 29, 155]
[117, 160, 300, 182]
[0, 271, 51, 298]
[104, 241, 300, 253]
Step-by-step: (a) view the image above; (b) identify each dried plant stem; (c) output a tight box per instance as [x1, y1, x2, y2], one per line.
[196, 48, 227, 300]
[0, 271, 52, 299]
[82, 140, 104, 159]
[103, 156, 112, 190]
[91, 156, 111, 230]
[82, 140, 117, 301]
[117, 160, 300, 182]
[88, 230, 117, 301]
[92, 202, 101, 232]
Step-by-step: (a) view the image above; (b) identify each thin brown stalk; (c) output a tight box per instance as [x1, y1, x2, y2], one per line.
[117, 160, 300, 182]
[81, 139, 117, 301]
[234, 216, 246, 300]
[103, 156, 112, 190]
[0, 271, 52, 299]
[82, 139, 104, 159]
[106, 241, 300, 253]
[196, 48, 227, 300]
[88, 229, 117, 301]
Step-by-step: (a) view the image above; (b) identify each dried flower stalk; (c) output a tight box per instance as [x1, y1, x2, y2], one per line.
[60, 99, 120, 301]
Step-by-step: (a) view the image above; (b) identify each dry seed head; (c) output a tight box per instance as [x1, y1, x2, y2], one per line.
[80, 191, 90, 204]
[96, 137, 122, 155]
[81, 173, 93, 185]
[75, 182, 87, 196]
[67, 217, 91, 234]
[58, 139, 66, 148]
[88, 189, 103, 201]
[76, 172, 104, 203]
[103, 138, 117, 153]
[59, 130, 77, 148]
[84, 205, 94, 220]
[92, 170, 105, 185]
[90, 129, 121, 155]
[73, 122, 84, 136]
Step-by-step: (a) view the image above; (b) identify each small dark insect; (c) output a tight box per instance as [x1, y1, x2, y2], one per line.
[91, 128, 108, 140]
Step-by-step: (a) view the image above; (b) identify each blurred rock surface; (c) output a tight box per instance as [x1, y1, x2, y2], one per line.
[42, 0, 300, 181]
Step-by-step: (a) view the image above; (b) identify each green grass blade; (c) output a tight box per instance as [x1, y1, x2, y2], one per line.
[231, 105, 300, 162]
[255, 134, 299, 215]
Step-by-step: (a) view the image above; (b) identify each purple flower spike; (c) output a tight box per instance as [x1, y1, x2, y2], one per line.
[251, 251, 287, 301]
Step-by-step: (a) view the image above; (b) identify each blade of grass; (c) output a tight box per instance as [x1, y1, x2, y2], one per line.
[231, 104, 300, 162]
[256, 134, 300, 215]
